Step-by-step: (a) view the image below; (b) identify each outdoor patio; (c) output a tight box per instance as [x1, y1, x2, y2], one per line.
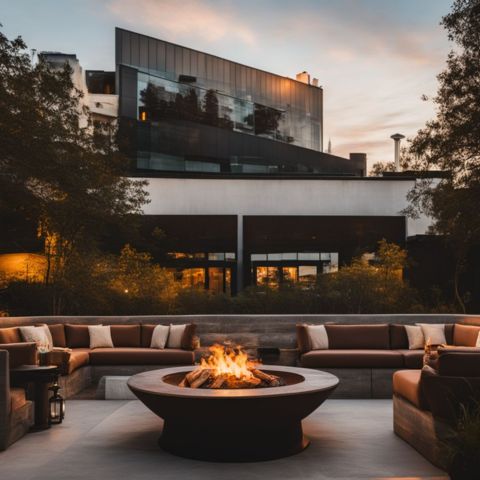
[0, 399, 446, 480]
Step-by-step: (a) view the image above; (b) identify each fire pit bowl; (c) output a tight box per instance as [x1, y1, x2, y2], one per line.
[128, 365, 339, 462]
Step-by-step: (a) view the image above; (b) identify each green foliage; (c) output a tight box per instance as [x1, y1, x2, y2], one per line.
[445, 401, 480, 479]
[0, 241, 453, 315]
[0, 27, 149, 312]
[404, 0, 480, 312]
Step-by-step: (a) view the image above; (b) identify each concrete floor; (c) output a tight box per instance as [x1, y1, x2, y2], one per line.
[0, 399, 447, 480]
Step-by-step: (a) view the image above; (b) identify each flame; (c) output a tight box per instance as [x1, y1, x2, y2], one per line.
[199, 344, 258, 380]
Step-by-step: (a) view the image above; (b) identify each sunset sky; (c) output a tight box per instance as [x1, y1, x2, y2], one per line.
[1, 0, 453, 170]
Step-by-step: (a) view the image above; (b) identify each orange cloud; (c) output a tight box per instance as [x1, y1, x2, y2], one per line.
[108, 0, 256, 45]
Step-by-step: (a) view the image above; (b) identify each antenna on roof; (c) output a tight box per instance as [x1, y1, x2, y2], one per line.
[327, 138, 332, 154]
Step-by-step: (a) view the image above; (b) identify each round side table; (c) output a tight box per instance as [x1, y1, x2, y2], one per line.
[11, 365, 60, 430]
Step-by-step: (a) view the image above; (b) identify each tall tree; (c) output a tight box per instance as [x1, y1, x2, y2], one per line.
[404, 0, 480, 312]
[0, 28, 149, 313]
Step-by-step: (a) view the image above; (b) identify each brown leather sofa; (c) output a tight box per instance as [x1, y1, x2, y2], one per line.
[0, 343, 36, 450]
[297, 323, 457, 397]
[393, 344, 480, 469]
[0, 323, 196, 399]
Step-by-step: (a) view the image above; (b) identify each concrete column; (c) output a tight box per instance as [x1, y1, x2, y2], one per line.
[236, 214, 244, 294]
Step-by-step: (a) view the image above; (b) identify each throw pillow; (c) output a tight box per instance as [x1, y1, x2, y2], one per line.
[37, 324, 54, 348]
[405, 325, 424, 350]
[417, 323, 447, 346]
[306, 325, 329, 350]
[19, 326, 52, 351]
[88, 325, 114, 349]
[167, 324, 186, 348]
[150, 325, 170, 349]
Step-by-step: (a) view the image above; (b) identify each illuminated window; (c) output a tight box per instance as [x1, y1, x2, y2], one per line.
[298, 266, 317, 284]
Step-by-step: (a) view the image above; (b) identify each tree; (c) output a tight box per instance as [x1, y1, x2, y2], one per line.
[0, 28, 149, 313]
[404, 0, 480, 312]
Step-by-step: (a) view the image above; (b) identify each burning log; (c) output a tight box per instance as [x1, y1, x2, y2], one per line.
[210, 374, 228, 389]
[179, 344, 286, 390]
[189, 369, 211, 389]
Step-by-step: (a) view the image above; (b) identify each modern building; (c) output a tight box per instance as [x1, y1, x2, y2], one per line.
[108, 28, 438, 294]
[0, 29, 441, 296]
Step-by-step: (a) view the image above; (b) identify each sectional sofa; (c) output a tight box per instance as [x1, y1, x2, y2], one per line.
[393, 338, 480, 469]
[0, 343, 36, 450]
[0, 322, 196, 398]
[296, 322, 476, 397]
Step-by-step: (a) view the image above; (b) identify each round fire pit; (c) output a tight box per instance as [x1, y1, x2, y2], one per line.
[128, 365, 338, 462]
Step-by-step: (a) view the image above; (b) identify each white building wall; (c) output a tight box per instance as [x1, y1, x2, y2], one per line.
[140, 177, 433, 237]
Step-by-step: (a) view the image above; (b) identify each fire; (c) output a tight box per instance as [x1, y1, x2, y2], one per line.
[199, 344, 258, 380]
[179, 344, 284, 389]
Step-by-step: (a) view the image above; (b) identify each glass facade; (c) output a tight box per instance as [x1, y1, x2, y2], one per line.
[116, 28, 365, 176]
[250, 251, 339, 287]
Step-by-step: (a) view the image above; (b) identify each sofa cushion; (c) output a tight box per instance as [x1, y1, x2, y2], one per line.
[390, 324, 409, 349]
[166, 324, 186, 348]
[300, 349, 403, 368]
[10, 387, 27, 412]
[88, 348, 194, 366]
[47, 324, 67, 348]
[181, 323, 196, 350]
[453, 324, 480, 347]
[65, 324, 91, 348]
[140, 324, 196, 350]
[324, 324, 390, 349]
[0, 343, 37, 368]
[110, 325, 141, 348]
[393, 369, 427, 409]
[141, 325, 156, 347]
[68, 349, 90, 374]
[397, 349, 424, 369]
[88, 325, 114, 349]
[437, 347, 480, 377]
[296, 325, 311, 353]
[0, 327, 22, 344]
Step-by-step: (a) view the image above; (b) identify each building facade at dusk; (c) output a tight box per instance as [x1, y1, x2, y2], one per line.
[0, 28, 439, 296]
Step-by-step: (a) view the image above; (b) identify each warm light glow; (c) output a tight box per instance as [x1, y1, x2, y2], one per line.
[199, 344, 258, 380]
[140, 111, 147, 121]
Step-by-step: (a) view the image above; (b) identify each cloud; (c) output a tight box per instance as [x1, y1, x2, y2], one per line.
[107, 0, 256, 45]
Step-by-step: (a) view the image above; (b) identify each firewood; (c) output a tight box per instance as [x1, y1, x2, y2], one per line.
[251, 369, 279, 383]
[190, 369, 211, 388]
[186, 368, 203, 385]
[210, 374, 228, 389]
[233, 376, 262, 388]
[178, 378, 187, 388]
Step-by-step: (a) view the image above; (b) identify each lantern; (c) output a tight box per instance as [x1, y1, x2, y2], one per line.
[48, 382, 65, 425]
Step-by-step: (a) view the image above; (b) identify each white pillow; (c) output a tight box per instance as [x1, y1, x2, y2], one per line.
[166, 324, 186, 349]
[19, 326, 52, 350]
[405, 325, 424, 350]
[417, 323, 446, 346]
[307, 325, 329, 350]
[476, 332, 480, 348]
[150, 325, 170, 349]
[88, 325, 113, 349]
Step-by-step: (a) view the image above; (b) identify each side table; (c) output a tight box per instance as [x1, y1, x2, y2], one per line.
[11, 365, 60, 431]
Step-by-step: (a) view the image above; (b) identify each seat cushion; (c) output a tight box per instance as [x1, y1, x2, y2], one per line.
[0, 327, 22, 344]
[88, 348, 194, 365]
[110, 325, 141, 348]
[10, 387, 27, 412]
[300, 349, 404, 368]
[397, 349, 424, 369]
[393, 370, 427, 409]
[324, 324, 390, 349]
[68, 348, 91, 374]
